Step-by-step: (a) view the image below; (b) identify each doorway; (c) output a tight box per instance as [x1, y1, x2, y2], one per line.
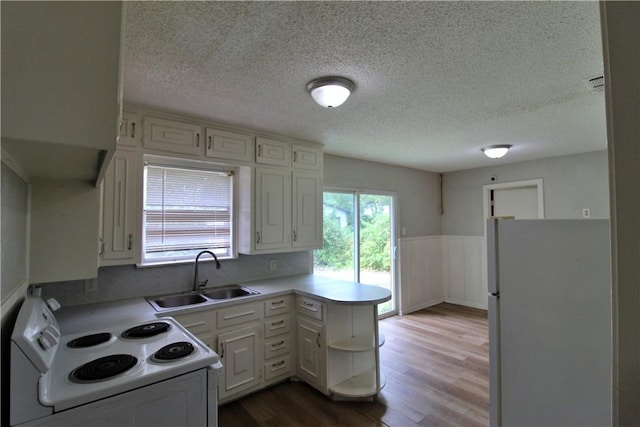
[313, 190, 397, 317]
[483, 179, 544, 221]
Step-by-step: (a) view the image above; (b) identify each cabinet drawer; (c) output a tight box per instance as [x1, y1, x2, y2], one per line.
[264, 334, 292, 359]
[173, 311, 215, 335]
[296, 296, 324, 320]
[216, 302, 260, 329]
[264, 355, 292, 381]
[264, 315, 291, 338]
[264, 296, 291, 318]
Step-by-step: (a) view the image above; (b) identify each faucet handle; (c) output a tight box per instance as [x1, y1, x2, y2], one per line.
[198, 279, 209, 289]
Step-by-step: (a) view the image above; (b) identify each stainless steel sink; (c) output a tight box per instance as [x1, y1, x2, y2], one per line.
[147, 286, 260, 311]
[152, 293, 208, 308]
[202, 286, 259, 300]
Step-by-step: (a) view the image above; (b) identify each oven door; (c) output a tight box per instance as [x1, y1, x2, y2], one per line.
[18, 370, 209, 427]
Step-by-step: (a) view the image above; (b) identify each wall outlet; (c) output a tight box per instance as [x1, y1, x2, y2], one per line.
[269, 259, 277, 271]
[582, 208, 591, 218]
[85, 278, 98, 292]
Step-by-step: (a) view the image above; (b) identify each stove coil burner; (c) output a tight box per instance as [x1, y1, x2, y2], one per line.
[121, 322, 171, 339]
[67, 333, 112, 348]
[151, 342, 195, 363]
[69, 354, 137, 383]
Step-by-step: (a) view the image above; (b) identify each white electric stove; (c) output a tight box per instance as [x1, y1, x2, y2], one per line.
[10, 295, 222, 427]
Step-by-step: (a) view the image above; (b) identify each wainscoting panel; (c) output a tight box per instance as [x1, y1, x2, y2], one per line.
[398, 236, 444, 314]
[443, 236, 487, 309]
[398, 236, 487, 314]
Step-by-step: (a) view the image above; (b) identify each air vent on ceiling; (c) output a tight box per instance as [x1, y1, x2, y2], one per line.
[587, 75, 604, 93]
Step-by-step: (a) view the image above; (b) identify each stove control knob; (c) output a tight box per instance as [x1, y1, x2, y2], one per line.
[44, 325, 61, 338]
[46, 298, 61, 312]
[37, 334, 53, 350]
[37, 327, 60, 350]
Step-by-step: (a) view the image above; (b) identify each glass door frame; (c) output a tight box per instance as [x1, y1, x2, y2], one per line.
[318, 187, 398, 318]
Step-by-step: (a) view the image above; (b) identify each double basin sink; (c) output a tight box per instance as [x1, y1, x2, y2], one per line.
[147, 285, 260, 311]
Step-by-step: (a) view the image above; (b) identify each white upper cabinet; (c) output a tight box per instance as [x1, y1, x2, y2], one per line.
[256, 137, 291, 167]
[292, 144, 322, 171]
[118, 110, 141, 147]
[101, 148, 139, 265]
[143, 116, 203, 156]
[205, 128, 254, 162]
[255, 167, 292, 251]
[292, 171, 322, 249]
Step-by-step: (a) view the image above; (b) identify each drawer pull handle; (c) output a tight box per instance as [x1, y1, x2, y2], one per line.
[128, 234, 133, 250]
[272, 360, 286, 369]
[220, 342, 225, 358]
[302, 301, 318, 312]
[131, 122, 136, 138]
[271, 300, 284, 306]
[271, 320, 285, 327]
[316, 333, 321, 348]
[208, 135, 212, 150]
[196, 133, 200, 147]
[223, 310, 256, 320]
[271, 340, 285, 348]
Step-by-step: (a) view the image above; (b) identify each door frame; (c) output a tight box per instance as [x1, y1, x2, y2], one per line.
[482, 178, 545, 222]
[318, 187, 398, 318]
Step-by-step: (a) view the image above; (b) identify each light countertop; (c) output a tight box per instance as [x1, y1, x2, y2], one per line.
[55, 274, 391, 335]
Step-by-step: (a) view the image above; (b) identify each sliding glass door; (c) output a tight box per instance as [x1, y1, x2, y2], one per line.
[314, 190, 396, 316]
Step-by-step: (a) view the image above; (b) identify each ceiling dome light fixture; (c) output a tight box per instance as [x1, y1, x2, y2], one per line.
[481, 144, 512, 159]
[306, 76, 354, 108]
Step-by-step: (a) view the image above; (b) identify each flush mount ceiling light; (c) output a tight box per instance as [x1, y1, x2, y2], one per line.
[306, 76, 354, 108]
[481, 144, 512, 159]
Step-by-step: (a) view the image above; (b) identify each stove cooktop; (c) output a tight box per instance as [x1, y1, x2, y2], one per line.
[40, 317, 218, 412]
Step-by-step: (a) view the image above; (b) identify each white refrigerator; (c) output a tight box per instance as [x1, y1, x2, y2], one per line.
[487, 219, 612, 427]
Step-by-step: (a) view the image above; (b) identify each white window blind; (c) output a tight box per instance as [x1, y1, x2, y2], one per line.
[144, 164, 234, 262]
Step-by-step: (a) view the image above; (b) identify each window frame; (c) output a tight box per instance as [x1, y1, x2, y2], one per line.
[139, 155, 239, 266]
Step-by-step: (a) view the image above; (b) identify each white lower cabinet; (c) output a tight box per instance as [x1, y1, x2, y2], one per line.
[172, 310, 216, 350]
[171, 294, 383, 404]
[295, 296, 326, 392]
[217, 323, 262, 401]
[263, 296, 294, 385]
[296, 316, 326, 393]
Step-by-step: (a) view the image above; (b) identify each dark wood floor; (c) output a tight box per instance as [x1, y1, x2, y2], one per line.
[218, 303, 489, 427]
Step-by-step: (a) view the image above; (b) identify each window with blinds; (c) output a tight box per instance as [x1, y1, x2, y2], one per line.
[143, 163, 235, 263]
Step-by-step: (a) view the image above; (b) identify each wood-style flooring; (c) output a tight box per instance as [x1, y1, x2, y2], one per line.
[218, 303, 489, 427]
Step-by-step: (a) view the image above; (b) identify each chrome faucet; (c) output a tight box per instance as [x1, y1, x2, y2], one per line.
[192, 250, 221, 292]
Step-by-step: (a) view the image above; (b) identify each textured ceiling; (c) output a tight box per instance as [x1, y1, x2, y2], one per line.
[123, 1, 605, 173]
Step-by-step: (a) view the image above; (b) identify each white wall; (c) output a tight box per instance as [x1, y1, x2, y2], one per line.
[442, 150, 609, 236]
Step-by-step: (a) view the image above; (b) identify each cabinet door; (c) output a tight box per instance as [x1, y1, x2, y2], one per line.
[205, 128, 254, 162]
[143, 116, 203, 155]
[292, 171, 322, 249]
[255, 167, 291, 251]
[296, 317, 325, 392]
[101, 149, 138, 264]
[256, 137, 290, 166]
[118, 110, 140, 147]
[218, 324, 261, 400]
[292, 144, 322, 171]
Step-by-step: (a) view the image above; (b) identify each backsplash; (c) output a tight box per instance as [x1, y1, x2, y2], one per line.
[39, 252, 312, 307]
